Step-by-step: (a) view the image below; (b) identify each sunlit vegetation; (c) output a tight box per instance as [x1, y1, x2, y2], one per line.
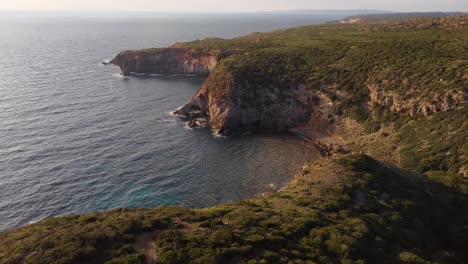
[1, 155, 466, 263]
[1, 15, 467, 264]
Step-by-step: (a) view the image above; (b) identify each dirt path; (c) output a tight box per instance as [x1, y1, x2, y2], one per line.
[133, 220, 199, 264]
[134, 232, 158, 264]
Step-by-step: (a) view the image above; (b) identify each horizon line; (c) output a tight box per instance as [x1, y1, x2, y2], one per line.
[1, 9, 465, 14]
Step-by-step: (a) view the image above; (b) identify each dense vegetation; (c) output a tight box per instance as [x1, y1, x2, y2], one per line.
[1, 15, 467, 264]
[339, 12, 464, 24]
[185, 15, 467, 180]
[182, 15, 467, 122]
[1, 155, 466, 264]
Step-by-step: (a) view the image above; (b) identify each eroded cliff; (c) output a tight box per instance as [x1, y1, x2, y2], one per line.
[112, 48, 318, 135]
[111, 47, 233, 76]
[110, 15, 468, 182]
[367, 82, 466, 116]
[2, 15, 468, 264]
[174, 65, 314, 135]
[111, 15, 467, 137]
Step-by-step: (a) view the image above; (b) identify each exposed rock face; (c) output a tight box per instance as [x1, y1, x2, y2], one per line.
[110, 46, 316, 135]
[367, 83, 466, 117]
[111, 48, 232, 76]
[340, 17, 362, 24]
[174, 70, 314, 135]
[110, 38, 466, 135]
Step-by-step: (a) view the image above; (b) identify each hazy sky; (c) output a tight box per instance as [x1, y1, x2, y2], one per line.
[0, 0, 466, 12]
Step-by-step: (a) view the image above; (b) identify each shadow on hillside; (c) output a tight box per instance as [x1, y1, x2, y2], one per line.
[346, 156, 468, 263]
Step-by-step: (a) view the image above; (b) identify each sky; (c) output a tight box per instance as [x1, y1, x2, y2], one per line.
[0, 0, 466, 13]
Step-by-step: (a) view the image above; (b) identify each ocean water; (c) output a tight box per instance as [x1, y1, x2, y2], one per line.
[0, 13, 335, 232]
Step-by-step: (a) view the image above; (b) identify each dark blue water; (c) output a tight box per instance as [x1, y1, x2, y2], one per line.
[0, 13, 329, 232]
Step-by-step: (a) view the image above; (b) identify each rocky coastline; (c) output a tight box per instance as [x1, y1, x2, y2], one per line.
[111, 47, 234, 76]
[111, 49, 332, 137]
[2, 15, 465, 264]
[111, 41, 466, 140]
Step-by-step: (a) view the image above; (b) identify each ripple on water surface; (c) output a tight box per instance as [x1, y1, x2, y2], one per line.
[0, 15, 323, 232]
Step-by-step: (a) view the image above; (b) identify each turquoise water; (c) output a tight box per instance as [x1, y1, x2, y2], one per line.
[0, 13, 339, 232]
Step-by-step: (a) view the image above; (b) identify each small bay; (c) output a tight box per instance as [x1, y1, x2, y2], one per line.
[0, 13, 333, 232]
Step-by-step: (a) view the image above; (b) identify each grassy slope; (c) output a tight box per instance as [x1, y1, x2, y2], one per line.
[188, 15, 467, 182]
[183, 15, 467, 101]
[336, 108, 468, 194]
[340, 12, 464, 24]
[1, 15, 467, 264]
[1, 155, 466, 264]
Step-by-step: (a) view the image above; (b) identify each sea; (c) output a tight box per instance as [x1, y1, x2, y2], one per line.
[0, 12, 347, 232]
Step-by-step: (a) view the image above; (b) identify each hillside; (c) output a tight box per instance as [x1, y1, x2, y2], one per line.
[339, 12, 463, 24]
[1, 15, 467, 264]
[1, 155, 467, 264]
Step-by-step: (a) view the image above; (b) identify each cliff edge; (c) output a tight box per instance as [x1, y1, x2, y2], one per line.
[111, 15, 467, 136]
[1, 14, 467, 264]
[111, 47, 233, 76]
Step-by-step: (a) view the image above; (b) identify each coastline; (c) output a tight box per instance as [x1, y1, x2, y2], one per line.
[1, 14, 467, 263]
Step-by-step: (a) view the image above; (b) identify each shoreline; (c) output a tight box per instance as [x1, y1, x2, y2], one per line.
[2, 14, 466, 263]
[0, 128, 323, 234]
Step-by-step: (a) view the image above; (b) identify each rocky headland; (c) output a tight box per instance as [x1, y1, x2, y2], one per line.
[112, 47, 317, 135]
[110, 16, 467, 138]
[111, 47, 234, 76]
[1, 14, 467, 264]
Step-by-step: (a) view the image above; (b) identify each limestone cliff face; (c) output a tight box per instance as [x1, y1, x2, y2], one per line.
[367, 83, 466, 117]
[174, 69, 314, 135]
[111, 48, 232, 76]
[110, 47, 315, 135]
[110, 42, 466, 135]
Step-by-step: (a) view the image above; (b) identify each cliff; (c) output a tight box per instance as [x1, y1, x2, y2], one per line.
[111, 47, 233, 76]
[111, 15, 467, 137]
[367, 82, 466, 116]
[112, 48, 317, 135]
[107, 15, 468, 177]
[173, 67, 314, 134]
[3, 15, 466, 264]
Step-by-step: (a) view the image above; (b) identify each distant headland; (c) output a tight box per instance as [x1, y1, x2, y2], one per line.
[1, 13, 467, 264]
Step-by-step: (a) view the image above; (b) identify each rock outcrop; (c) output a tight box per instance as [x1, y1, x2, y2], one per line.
[367, 83, 466, 117]
[111, 47, 315, 135]
[109, 15, 467, 135]
[110, 44, 466, 135]
[174, 68, 314, 135]
[111, 48, 233, 76]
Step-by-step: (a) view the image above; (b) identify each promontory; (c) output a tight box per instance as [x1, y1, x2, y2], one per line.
[1, 14, 467, 264]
